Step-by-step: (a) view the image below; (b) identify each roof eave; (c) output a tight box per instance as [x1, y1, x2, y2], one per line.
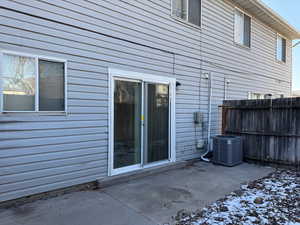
[230, 0, 300, 40]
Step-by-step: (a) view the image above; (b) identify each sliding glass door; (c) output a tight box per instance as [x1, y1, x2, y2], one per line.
[144, 83, 169, 164]
[111, 72, 175, 175]
[113, 79, 142, 169]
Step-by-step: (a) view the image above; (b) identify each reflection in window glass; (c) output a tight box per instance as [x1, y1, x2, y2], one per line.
[234, 10, 251, 47]
[39, 60, 65, 111]
[248, 92, 265, 100]
[172, 0, 202, 26]
[3, 54, 36, 111]
[146, 84, 169, 163]
[172, 0, 188, 20]
[114, 80, 142, 169]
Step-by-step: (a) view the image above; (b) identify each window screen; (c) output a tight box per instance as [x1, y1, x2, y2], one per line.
[39, 60, 65, 111]
[244, 15, 251, 47]
[277, 36, 286, 62]
[281, 38, 287, 62]
[188, 0, 201, 26]
[276, 35, 286, 62]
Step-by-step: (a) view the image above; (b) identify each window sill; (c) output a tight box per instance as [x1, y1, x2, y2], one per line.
[234, 42, 251, 50]
[276, 59, 286, 65]
[171, 16, 202, 30]
[0, 111, 68, 116]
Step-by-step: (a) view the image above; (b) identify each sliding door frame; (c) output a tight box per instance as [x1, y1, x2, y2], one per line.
[108, 68, 176, 176]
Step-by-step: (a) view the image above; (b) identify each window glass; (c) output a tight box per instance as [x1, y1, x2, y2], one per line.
[234, 10, 244, 44]
[277, 36, 283, 60]
[2, 54, 36, 111]
[281, 38, 286, 62]
[39, 60, 65, 111]
[277, 36, 286, 62]
[188, 0, 201, 26]
[172, 0, 201, 26]
[172, 0, 188, 20]
[244, 15, 251, 47]
[235, 10, 251, 47]
[248, 92, 265, 100]
[114, 80, 141, 169]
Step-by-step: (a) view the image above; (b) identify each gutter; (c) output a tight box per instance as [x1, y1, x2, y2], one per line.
[293, 41, 300, 48]
[230, 0, 300, 40]
[255, 0, 300, 39]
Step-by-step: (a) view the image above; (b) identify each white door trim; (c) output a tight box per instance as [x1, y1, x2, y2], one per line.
[108, 68, 176, 176]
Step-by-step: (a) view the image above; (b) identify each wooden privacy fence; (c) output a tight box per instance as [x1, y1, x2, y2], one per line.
[222, 98, 300, 168]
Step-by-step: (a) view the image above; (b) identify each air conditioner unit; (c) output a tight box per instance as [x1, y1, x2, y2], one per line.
[212, 136, 243, 167]
[264, 94, 273, 99]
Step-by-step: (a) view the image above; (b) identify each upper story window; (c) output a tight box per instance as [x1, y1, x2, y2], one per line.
[277, 35, 287, 62]
[172, 0, 202, 27]
[234, 9, 251, 48]
[1, 52, 66, 112]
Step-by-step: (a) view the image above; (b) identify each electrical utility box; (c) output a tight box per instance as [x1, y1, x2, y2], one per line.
[193, 112, 203, 125]
[212, 136, 243, 167]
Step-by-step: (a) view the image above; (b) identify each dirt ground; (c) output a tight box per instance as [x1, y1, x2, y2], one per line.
[175, 169, 300, 225]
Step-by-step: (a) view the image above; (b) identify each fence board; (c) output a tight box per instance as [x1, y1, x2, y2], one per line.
[222, 98, 300, 168]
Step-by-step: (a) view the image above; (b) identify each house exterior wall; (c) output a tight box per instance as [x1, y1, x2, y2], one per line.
[0, 0, 293, 202]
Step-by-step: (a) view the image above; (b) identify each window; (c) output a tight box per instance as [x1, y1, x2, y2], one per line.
[172, 0, 201, 27]
[1, 52, 66, 112]
[277, 35, 286, 62]
[234, 9, 251, 47]
[247, 93, 276, 100]
[248, 92, 264, 100]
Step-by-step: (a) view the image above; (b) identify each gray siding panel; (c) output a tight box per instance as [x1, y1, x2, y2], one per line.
[0, 0, 292, 201]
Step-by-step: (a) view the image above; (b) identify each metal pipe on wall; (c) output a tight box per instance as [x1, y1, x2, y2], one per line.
[223, 78, 230, 100]
[207, 73, 213, 150]
[200, 72, 213, 162]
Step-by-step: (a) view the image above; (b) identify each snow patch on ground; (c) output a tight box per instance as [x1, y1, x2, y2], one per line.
[176, 170, 300, 225]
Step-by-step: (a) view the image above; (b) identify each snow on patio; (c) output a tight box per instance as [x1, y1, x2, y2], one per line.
[175, 170, 300, 225]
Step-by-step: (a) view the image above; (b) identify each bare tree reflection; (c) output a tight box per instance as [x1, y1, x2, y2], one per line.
[5, 55, 35, 95]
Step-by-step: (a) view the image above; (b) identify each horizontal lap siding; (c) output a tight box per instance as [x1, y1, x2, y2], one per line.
[201, 0, 292, 144]
[0, 3, 176, 201]
[0, 0, 292, 201]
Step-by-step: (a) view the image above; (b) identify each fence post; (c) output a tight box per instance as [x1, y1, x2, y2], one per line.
[221, 105, 228, 135]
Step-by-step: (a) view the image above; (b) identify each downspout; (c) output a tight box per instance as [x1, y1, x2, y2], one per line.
[293, 41, 300, 48]
[292, 41, 300, 95]
[207, 73, 213, 150]
[201, 72, 213, 162]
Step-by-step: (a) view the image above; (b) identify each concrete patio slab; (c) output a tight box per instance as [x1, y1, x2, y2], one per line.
[0, 162, 274, 225]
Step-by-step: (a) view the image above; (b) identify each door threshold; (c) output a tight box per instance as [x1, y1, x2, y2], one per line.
[111, 160, 173, 176]
[142, 160, 171, 169]
[99, 161, 187, 188]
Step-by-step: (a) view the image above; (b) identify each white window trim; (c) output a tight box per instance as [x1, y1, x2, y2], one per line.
[248, 92, 267, 100]
[171, 0, 203, 29]
[234, 6, 252, 18]
[108, 68, 177, 176]
[234, 7, 252, 49]
[0, 50, 68, 113]
[276, 33, 287, 63]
